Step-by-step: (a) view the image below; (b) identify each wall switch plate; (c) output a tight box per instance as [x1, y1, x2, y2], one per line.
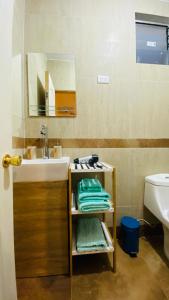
[97, 75, 110, 84]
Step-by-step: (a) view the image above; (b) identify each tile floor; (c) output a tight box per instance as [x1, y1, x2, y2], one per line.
[17, 237, 169, 300]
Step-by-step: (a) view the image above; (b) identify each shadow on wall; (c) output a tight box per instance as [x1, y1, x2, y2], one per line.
[143, 206, 169, 267]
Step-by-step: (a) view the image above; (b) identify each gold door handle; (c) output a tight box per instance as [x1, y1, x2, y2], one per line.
[2, 154, 22, 168]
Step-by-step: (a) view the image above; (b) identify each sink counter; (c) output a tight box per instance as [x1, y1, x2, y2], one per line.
[13, 157, 70, 182]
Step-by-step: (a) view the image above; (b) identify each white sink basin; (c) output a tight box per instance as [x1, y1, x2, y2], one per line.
[13, 157, 70, 182]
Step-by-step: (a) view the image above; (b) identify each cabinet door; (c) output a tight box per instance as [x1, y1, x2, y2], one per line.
[14, 181, 68, 277]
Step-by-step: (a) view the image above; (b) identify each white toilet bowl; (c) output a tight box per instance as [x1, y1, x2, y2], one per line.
[144, 173, 169, 260]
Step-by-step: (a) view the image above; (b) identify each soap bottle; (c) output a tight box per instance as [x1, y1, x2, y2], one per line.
[26, 146, 37, 159]
[53, 140, 62, 158]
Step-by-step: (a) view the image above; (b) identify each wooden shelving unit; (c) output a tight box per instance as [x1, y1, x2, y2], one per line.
[68, 162, 117, 276]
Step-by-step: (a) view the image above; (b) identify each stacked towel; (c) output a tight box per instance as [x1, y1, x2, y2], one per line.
[77, 217, 107, 252]
[77, 178, 111, 212]
[80, 178, 102, 192]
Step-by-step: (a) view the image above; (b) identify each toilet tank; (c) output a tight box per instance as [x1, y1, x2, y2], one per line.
[144, 174, 169, 223]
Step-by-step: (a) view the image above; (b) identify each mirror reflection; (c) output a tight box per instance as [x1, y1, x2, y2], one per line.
[27, 53, 76, 117]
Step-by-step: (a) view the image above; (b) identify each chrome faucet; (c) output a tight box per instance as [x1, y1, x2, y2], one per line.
[40, 124, 49, 159]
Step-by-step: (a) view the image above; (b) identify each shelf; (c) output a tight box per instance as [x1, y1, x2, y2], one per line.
[72, 208, 114, 215]
[72, 222, 114, 256]
[69, 162, 117, 274]
[70, 162, 113, 173]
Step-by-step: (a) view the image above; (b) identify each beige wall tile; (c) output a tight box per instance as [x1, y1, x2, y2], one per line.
[25, 14, 72, 53]
[25, 0, 71, 16]
[24, 0, 169, 220]
[24, 5, 169, 139]
[12, 116, 25, 138]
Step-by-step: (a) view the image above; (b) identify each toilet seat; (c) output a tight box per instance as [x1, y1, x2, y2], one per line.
[144, 174, 169, 260]
[145, 174, 169, 186]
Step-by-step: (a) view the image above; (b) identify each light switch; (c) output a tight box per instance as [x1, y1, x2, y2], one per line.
[97, 75, 110, 84]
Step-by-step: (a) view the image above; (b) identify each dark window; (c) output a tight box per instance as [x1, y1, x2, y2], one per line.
[136, 22, 169, 65]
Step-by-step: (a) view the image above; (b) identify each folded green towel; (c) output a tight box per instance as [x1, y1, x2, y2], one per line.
[78, 192, 111, 202]
[78, 185, 111, 202]
[77, 179, 111, 212]
[80, 178, 102, 192]
[77, 217, 107, 252]
[78, 200, 112, 212]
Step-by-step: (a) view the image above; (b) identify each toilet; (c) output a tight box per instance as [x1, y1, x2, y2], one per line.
[144, 174, 169, 260]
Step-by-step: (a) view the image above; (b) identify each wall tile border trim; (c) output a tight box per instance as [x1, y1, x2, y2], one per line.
[12, 137, 25, 149]
[13, 137, 169, 149]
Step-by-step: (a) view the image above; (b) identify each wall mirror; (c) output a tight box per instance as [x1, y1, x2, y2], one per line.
[27, 52, 76, 117]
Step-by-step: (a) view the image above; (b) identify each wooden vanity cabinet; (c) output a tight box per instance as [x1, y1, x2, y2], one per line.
[13, 181, 69, 278]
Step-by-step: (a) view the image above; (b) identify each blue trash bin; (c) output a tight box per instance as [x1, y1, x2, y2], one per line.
[120, 216, 140, 256]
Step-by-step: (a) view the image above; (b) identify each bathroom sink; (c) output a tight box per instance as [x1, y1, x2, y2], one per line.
[13, 157, 70, 182]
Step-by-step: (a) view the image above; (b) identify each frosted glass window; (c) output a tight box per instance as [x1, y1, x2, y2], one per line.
[136, 23, 169, 65]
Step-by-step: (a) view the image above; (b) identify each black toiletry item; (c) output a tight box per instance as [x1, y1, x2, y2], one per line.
[74, 154, 99, 166]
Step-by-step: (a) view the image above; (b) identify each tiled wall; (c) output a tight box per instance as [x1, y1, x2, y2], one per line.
[23, 0, 169, 224]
